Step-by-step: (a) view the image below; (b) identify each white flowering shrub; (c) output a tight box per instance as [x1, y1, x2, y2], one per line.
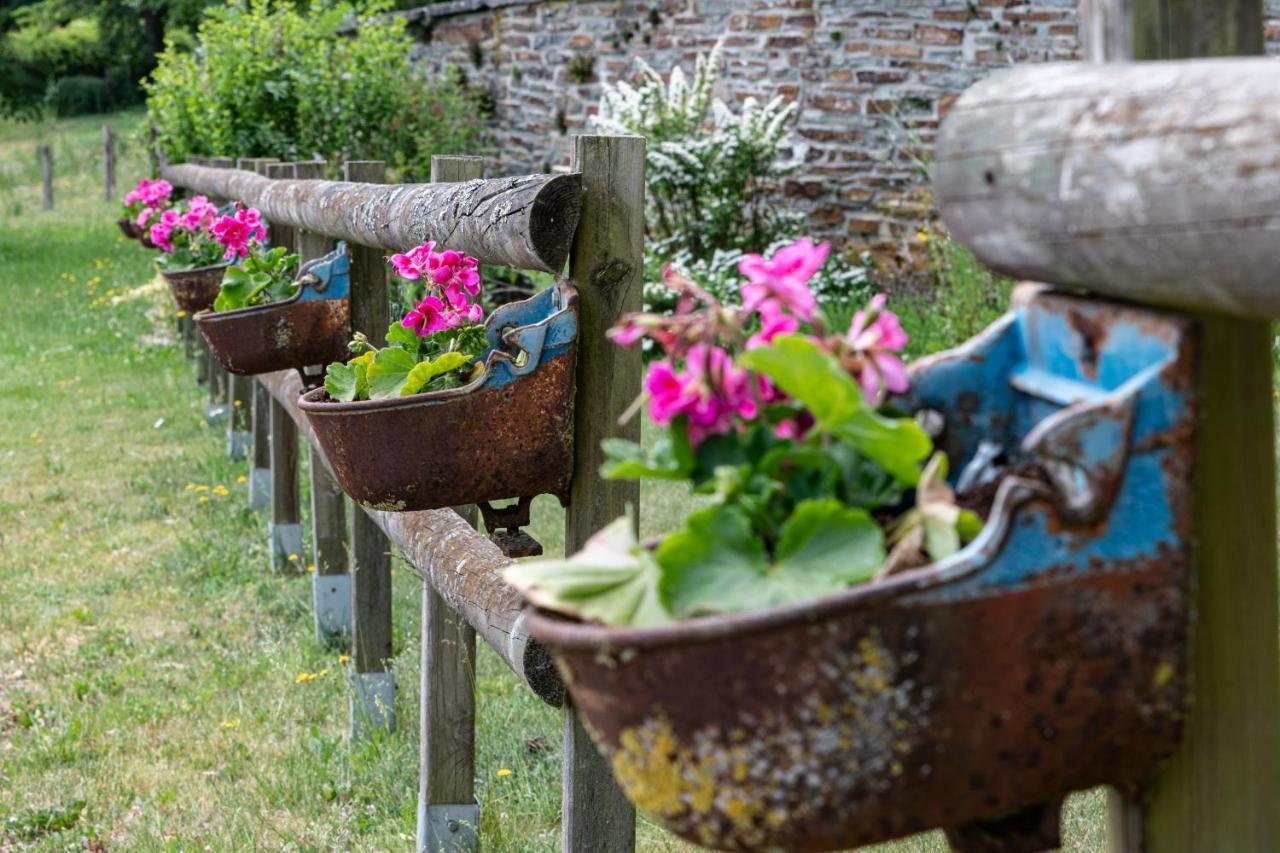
[595, 42, 871, 318]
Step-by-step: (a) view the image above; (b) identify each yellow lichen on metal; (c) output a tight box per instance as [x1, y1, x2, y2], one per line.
[605, 630, 927, 849]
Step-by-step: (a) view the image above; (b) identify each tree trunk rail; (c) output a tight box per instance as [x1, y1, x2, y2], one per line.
[160, 162, 582, 274]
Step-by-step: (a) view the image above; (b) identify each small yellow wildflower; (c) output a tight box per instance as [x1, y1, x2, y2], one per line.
[198, 495, 210, 504]
[184, 483, 197, 491]
[221, 720, 239, 730]
[288, 553, 299, 563]
[176, 310, 187, 318]
[497, 768, 512, 778]
[198, 420, 209, 430]
[29, 431, 41, 442]
[212, 485, 230, 497]
[307, 563, 316, 573]
[916, 227, 931, 243]
[236, 475, 248, 484]
[67, 274, 76, 283]
[233, 399, 242, 407]
[317, 668, 329, 678]
[95, 260, 104, 270]
[338, 655, 351, 664]
[295, 673, 311, 684]
[194, 485, 209, 493]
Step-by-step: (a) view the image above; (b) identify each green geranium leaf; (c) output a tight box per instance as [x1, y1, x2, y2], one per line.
[402, 352, 472, 395]
[658, 500, 885, 620]
[385, 321, 421, 355]
[774, 498, 884, 583]
[365, 346, 417, 399]
[213, 265, 253, 311]
[504, 516, 672, 627]
[741, 334, 931, 484]
[600, 433, 691, 482]
[657, 505, 769, 618]
[324, 361, 358, 402]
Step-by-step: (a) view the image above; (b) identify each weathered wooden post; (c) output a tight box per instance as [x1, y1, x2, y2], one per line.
[263, 161, 304, 572]
[247, 158, 278, 510]
[102, 126, 115, 204]
[558, 134, 644, 850]
[935, 3, 1280, 850]
[342, 159, 396, 737]
[39, 144, 52, 210]
[203, 156, 236, 424]
[417, 155, 485, 853]
[294, 159, 351, 642]
[101, 125, 115, 203]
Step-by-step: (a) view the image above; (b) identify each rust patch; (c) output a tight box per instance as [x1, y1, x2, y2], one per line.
[197, 297, 350, 376]
[162, 264, 228, 313]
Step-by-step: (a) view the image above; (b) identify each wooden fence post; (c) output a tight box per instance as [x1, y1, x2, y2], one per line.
[295, 159, 352, 643]
[263, 161, 304, 573]
[342, 159, 396, 737]
[1079, 3, 1280, 852]
[102, 125, 115, 204]
[417, 155, 486, 853]
[39, 144, 52, 210]
[203, 156, 235, 424]
[246, 159, 278, 510]
[559, 134, 644, 851]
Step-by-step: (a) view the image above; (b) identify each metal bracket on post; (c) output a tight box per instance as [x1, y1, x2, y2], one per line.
[418, 802, 480, 853]
[227, 429, 252, 461]
[350, 671, 396, 739]
[478, 497, 543, 558]
[249, 466, 270, 511]
[313, 572, 352, 643]
[268, 522, 304, 571]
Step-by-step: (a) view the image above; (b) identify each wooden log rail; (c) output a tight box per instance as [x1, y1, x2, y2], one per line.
[158, 163, 583, 274]
[256, 369, 564, 705]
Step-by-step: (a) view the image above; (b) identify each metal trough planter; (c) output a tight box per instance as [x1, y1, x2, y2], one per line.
[116, 218, 143, 240]
[526, 287, 1197, 852]
[196, 242, 351, 376]
[162, 262, 229, 314]
[299, 283, 578, 512]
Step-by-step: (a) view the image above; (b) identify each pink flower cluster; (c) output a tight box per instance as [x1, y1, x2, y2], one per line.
[212, 207, 266, 261]
[392, 242, 485, 336]
[148, 195, 220, 254]
[125, 178, 174, 228]
[609, 237, 910, 446]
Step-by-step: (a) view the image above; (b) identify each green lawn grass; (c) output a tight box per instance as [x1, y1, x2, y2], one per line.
[0, 111, 1105, 850]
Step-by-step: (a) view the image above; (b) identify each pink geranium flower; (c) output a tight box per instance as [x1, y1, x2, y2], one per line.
[846, 294, 909, 402]
[150, 209, 181, 253]
[746, 300, 800, 350]
[139, 179, 173, 208]
[738, 238, 828, 321]
[180, 196, 218, 233]
[390, 241, 486, 332]
[212, 207, 266, 261]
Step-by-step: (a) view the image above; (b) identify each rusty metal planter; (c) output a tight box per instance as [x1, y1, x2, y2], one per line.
[196, 242, 351, 376]
[162, 263, 228, 314]
[527, 287, 1198, 852]
[116, 218, 143, 240]
[299, 283, 578, 512]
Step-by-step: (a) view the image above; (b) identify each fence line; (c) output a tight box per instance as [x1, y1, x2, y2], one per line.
[164, 140, 642, 851]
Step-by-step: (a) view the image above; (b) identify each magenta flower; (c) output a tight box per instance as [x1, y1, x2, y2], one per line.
[846, 294, 909, 402]
[150, 209, 181, 253]
[180, 196, 218, 233]
[212, 207, 265, 261]
[746, 300, 801, 350]
[738, 238, 828, 321]
[402, 296, 452, 337]
[140, 179, 173, 208]
[645, 361, 701, 424]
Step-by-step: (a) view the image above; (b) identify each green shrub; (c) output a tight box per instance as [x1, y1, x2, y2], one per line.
[594, 42, 870, 318]
[144, 0, 485, 179]
[50, 75, 111, 116]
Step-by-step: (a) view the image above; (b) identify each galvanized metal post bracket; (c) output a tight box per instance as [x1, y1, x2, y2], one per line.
[350, 671, 397, 739]
[417, 801, 480, 853]
[267, 521, 304, 572]
[227, 430, 252, 461]
[312, 572, 352, 643]
[249, 466, 270, 511]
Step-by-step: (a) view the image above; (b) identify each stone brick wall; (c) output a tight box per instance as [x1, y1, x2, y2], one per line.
[401, 0, 1280, 263]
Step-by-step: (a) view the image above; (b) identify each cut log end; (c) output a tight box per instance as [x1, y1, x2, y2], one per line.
[530, 173, 584, 274]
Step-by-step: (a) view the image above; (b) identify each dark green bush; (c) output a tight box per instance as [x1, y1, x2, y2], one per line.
[144, 0, 486, 180]
[50, 75, 111, 116]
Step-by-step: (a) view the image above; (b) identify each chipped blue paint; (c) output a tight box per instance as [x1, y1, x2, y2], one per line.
[295, 242, 350, 302]
[900, 285, 1196, 600]
[483, 284, 577, 389]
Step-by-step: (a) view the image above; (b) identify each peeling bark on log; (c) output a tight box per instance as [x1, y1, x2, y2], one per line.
[161, 163, 582, 274]
[255, 370, 563, 705]
[935, 58, 1280, 318]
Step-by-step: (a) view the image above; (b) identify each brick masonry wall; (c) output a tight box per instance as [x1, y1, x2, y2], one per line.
[407, 0, 1280, 265]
